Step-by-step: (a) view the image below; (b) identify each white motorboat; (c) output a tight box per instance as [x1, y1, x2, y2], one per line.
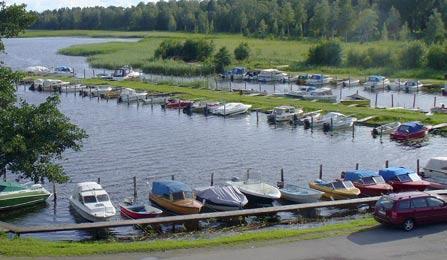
[59, 84, 86, 93]
[286, 86, 317, 98]
[32, 79, 70, 92]
[422, 157, 447, 179]
[222, 67, 247, 80]
[340, 78, 360, 87]
[25, 66, 50, 75]
[267, 106, 303, 123]
[313, 112, 357, 130]
[194, 185, 248, 211]
[112, 65, 141, 81]
[210, 102, 252, 116]
[52, 66, 74, 76]
[280, 184, 323, 204]
[372, 121, 401, 135]
[119, 88, 148, 103]
[257, 69, 288, 82]
[226, 179, 281, 205]
[363, 75, 390, 91]
[306, 74, 333, 86]
[69, 182, 116, 222]
[301, 87, 337, 102]
[82, 86, 113, 97]
[141, 94, 171, 104]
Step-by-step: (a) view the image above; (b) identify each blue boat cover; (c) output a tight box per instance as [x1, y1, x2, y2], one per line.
[379, 167, 411, 181]
[396, 122, 424, 133]
[152, 181, 192, 196]
[344, 170, 378, 181]
[369, 75, 385, 82]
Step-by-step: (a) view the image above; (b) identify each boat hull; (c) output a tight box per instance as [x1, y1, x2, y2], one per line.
[388, 181, 430, 192]
[196, 197, 242, 211]
[390, 129, 427, 140]
[0, 191, 51, 210]
[309, 182, 360, 200]
[243, 193, 275, 205]
[119, 204, 162, 219]
[69, 199, 114, 222]
[355, 184, 393, 197]
[149, 194, 201, 215]
[280, 192, 322, 204]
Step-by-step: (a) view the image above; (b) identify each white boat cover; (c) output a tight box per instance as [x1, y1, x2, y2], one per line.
[195, 185, 248, 207]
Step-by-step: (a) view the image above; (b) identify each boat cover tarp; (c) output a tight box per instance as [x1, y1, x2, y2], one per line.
[379, 167, 412, 181]
[397, 122, 424, 133]
[0, 181, 25, 192]
[344, 170, 378, 181]
[152, 181, 192, 196]
[196, 186, 248, 207]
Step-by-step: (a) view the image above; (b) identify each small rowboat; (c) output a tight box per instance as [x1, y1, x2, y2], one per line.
[280, 184, 323, 203]
[165, 99, 193, 109]
[120, 204, 163, 219]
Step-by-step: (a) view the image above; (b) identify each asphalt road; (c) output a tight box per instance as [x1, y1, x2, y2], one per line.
[11, 224, 447, 260]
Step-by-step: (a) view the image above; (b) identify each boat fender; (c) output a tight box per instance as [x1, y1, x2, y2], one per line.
[323, 122, 331, 132]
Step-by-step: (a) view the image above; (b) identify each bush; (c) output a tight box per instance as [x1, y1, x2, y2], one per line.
[306, 40, 342, 66]
[154, 39, 214, 62]
[345, 47, 393, 68]
[142, 60, 215, 76]
[234, 42, 250, 61]
[398, 41, 426, 68]
[214, 47, 232, 73]
[346, 49, 368, 67]
[426, 45, 447, 70]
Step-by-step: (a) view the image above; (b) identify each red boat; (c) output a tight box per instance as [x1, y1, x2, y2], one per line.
[390, 122, 427, 140]
[165, 99, 192, 109]
[120, 204, 163, 219]
[379, 167, 431, 192]
[342, 170, 393, 196]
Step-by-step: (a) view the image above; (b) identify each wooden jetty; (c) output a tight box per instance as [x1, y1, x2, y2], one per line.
[2, 189, 447, 236]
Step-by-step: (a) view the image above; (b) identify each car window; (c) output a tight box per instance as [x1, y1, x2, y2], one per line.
[427, 197, 445, 207]
[376, 196, 394, 210]
[411, 198, 428, 208]
[397, 200, 411, 211]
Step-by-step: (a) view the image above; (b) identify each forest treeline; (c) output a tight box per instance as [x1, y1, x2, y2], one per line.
[31, 0, 447, 43]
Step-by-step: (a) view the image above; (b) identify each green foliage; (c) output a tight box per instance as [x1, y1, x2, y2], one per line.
[398, 41, 426, 68]
[424, 9, 446, 44]
[353, 8, 379, 42]
[154, 39, 214, 62]
[214, 47, 231, 73]
[346, 47, 393, 68]
[142, 60, 214, 76]
[234, 42, 250, 61]
[426, 45, 447, 70]
[306, 40, 342, 66]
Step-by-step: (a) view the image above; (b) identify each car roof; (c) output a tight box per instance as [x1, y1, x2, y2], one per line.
[387, 191, 430, 200]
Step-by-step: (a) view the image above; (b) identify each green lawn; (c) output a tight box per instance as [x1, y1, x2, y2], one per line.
[24, 30, 446, 82]
[0, 217, 377, 257]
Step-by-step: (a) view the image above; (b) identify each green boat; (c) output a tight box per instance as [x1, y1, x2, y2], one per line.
[0, 181, 52, 210]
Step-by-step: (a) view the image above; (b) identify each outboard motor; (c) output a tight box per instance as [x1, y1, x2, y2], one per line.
[303, 118, 311, 129]
[292, 114, 299, 125]
[182, 103, 192, 116]
[29, 83, 35, 91]
[323, 122, 331, 132]
[371, 128, 379, 138]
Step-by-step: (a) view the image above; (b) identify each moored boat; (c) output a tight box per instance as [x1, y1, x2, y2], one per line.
[52, 66, 74, 76]
[285, 86, 317, 98]
[301, 87, 337, 102]
[340, 94, 370, 107]
[422, 157, 447, 179]
[371, 122, 401, 136]
[308, 179, 360, 200]
[257, 69, 288, 82]
[342, 170, 393, 196]
[112, 65, 140, 81]
[279, 184, 323, 203]
[149, 180, 202, 215]
[69, 182, 116, 222]
[267, 106, 303, 123]
[363, 75, 390, 91]
[390, 122, 428, 140]
[119, 204, 163, 219]
[165, 99, 193, 109]
[118, 88, 148, 103]
[0, 181, 51, 210]
[306, 74, 333, 86]
[340, 78, 360, 87]
[194, 185, 248, 211]
[431, 104, 447, 114]
[210, 102, 252, 116]
[25, 66, 50, 75]
[312, 112, 357, 130]
[379, 167, 431, 192]
[226, 179, 281, 205]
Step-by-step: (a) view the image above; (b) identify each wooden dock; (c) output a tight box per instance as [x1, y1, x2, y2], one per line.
[2, 189, 447, 236]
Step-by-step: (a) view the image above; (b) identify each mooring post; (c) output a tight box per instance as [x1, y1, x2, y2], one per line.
[133, 176, 137, 198]
[375, 93, 378, 108]
[246, 168, 250, 180]
[352, 123, 355, 138]
[93, 69, 95, 78]
[319, 164, 323, 179]
[256, 109, 259, 123]
[434, 96, 437, 108]
[229, 81, 232, 92]
[210, 172, 214, 186]
[385, 160, 389, 168]
[339, 87, 342, 100]
[417, 159, 420, 175]
[83, 69, 86, 79]
[391, 94, 394, 107]
[52, 182, 56, 202]
[273, 83, 276, 93]
[330, 117, 334, 133]
[356, 163, 359, 170]
[259, 83, 261, 92]
[310, 116, 314, 132]
[280, 168, 284, 183]
[244, 81, 247, 90]
[171, 175, 175, 180]
[413, 93, 416, 108]
[97, 177, 101, 184]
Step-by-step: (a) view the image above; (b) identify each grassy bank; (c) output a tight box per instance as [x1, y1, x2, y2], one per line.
[25, 29, 446, 82]
[0, 217, 377, 257]
[79, 77, 447, 126]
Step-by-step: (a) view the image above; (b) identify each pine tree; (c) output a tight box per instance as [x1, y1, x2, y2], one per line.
[399, 22, 410, 40]
[424, 9, 446, 44]
[309, 0, 330, 38]
[385, 6, 401, 40]
[381, 23, 388, 41]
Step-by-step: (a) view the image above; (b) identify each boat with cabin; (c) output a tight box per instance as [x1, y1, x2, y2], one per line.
[308, 180, 360, 200]
[267, 106, 303, 123]
[390, 122, 428, 140]
[312, 112, 357, 130]
[371, 122, 401, 136]
[306, 74, 333, 86]
[222, 67, 247, 80]
[279, 184, 323, 203]
[257, 69, 288, 82]
[194, 185, 248, 211]
[226, 179, 281, 205]
[69, 182, 116, 222]
[379, 167, 431, 192]
[112, 65, 140, 81]
[342, 170, 393, 197]
[422, 157, 447, 179]
[210, 103, 252, 116]
[52, 66, 74, 75]
[0, 181, 51, 210]
[301, 87, 337, 102]
[363, 76, 390, 91]
[286, 86, 317, 98]
[149, 180, 202, 215]
[118, 88, 148, 103]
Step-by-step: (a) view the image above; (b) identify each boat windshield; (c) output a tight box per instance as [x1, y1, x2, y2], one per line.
[361, 176, 385, 185]
[97, 194, 110, 202]
[397, 125, 411, 133]
[408, 173, 422, 181]
[172, 191, 194, 201]
[332, 181, 353, 189]
[83, 195, 97, 204]
[396, 174, 412, 183]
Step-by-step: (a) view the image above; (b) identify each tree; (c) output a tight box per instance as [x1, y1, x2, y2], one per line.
[168, 14, 177, 32]
[424, 9, 446, 44]
[381, 23, 388, 41]
[309, 0, 330, 38]
[234, 42, 250, 61]
[398, 41, 426, 68]
[427, 45, 447, 70]
[353, 8, 378, 42]
[306, 40, 342, 66]
[257, 19, 267, 38]
[385, 6, 401, 40]
[337, 0, 354, 40]
[280, 2, 294, 36]
[399, 22, 410, 40]
[0, 2, 87, 183]
[214, 47, 231, 73]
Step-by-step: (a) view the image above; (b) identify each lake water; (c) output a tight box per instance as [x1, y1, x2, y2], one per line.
[1, 37, 447, 241]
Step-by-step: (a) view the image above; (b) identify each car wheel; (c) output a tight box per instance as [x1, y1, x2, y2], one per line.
[402, 219, 415, 231]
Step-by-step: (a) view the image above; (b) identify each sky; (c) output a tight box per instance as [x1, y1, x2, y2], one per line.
[5, 0, 151, 11]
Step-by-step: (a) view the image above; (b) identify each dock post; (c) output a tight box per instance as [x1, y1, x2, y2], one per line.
[391, 94, 394, 107]
[256, 109, 259, 123]
[330, 117, 334, 133]
[52, 182, 57, 202]
[310, 116, 314, 132]
[273, 84, 276, 93]
[356, 163, 359, 170]
[171, 175, 175, 180]
[83, 69, 86, 79]
[413, 93, 416, 108]
[229, 81, 232, 92]
[319, 164, 323, 179]
[246, 168, 250, 180]
[244, 81, 247, 90]
[133, 176, 137, 198]
[259, 83, 261, 92]
[280, 168, 284, 183]
[97, 177, 101, 184]
[339, 87, 342, 100]
[434, 96, 437, 108]
[210, 172, 214, 186]
[93, 69, 95, 78]
[352, 123, 355, 139]
[417, 159, 420, 175]
[375, 93, 378, 108]
[385, 160, 389, 168]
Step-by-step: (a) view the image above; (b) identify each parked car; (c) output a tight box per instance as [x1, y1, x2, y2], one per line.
[374, 192, 447, 231]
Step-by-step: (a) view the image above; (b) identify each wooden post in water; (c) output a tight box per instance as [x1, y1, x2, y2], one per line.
[356, 163, 359, 170]
[280, 168, 284, 183]
[434, 96, 437, 108]
[244, 81, 247, 90]
[352, 123, 355, 139]
[97, 177, 101, 184]
[171, 175, 175, 180]
[339, 87, 342, 100]
[319, 164, 323, 179]
[133, 176, 137, 198]
[259, 83, 261, 92]
[310, 116, 314, 132]
[273, 83, 276, 93]
[417, 159, 420, 175]
[413, 93, 416, 108]
[83, 69, 86, 79]
[93, 69, 95, 78]
[330, 117, 334, 133]
[246, 168, 250, 180]
[229, 81, 232, 92]
[210, 173, 214, 186]
[385, 160, 389, 168]
[391, 94, 394, 107]
[52, 182, 56, 202]
[256, 109, 259, 123]
[375, 93, 378, 108]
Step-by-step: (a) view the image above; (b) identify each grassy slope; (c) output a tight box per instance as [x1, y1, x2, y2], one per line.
[80, 78, 447, 126]
[26, 30, 445, 82]
[0, 217, 377, 257]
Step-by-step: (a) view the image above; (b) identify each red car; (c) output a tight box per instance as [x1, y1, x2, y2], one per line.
[390, 122, 427, 140]
[374, 192, 447, 231]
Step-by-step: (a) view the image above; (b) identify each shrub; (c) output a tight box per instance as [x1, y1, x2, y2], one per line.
[366, 48, 393, 67]
[234, 42, 251, 61]
[398, 41, 426, 68]
[154, 40, 183, 60]
[214, 47, 232, 73]
[154, 39, 214, 62]
[306, 40, 342, 66]
[426, 45, 447, 70]
[346, 49, 368, 67]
